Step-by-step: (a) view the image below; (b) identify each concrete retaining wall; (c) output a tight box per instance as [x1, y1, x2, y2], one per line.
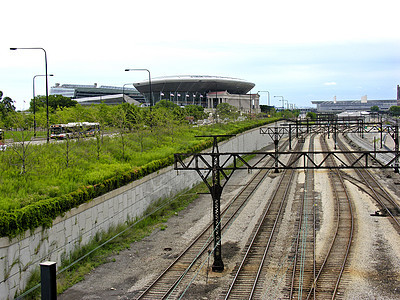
[0, 124, 274, 299]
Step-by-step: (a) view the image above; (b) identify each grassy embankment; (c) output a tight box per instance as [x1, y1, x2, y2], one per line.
[15, 117, 276, 298]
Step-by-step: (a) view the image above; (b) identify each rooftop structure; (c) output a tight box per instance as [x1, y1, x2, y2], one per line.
[50, 83, 144, 104]
[312, 98, 397, 113]
[133, 75, 259, 113]
[50, 76, 260, 113]
[74, 94, 142, 106]
[312, 85, 400, 113]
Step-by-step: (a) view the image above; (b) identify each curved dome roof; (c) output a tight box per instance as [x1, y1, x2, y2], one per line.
[133, 75, 255, 94]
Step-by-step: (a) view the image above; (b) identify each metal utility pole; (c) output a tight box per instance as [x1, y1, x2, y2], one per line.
[174, 135, 235, 272]
[11, 47, 50, 142]
[125, 68, 153, 109]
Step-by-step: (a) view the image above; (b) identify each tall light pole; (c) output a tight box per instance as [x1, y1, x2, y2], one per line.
[11, 47, 50, 143]
[274, 95, 284, 110]
[258, 90, 270, 106]
[125, 69, 152, 109]
[249, 89, 252, 115]
[33, 74, 54, 137]
[122, 83, 134, 102]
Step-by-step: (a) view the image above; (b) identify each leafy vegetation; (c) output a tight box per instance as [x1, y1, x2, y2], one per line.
[370, 105, 379, 112]
[0, 91, 16, 128]
[30, 94, 78, 112]
[389, 105, 400, 116]
[0, 101, 280, 237]
[306, 111, 317, 120]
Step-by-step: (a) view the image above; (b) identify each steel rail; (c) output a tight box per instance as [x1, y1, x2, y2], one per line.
[136, 140, 291, 299]
[306, 134, 354, 299]
[288, 134, 317, 300]
[224, 141, 304, 299]
[338, 137, 400, 230]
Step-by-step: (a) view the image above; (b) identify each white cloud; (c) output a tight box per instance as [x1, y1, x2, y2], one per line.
[324, 82, 337, 86]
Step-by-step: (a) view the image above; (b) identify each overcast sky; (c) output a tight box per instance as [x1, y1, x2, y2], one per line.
[1, 0, 399, 110]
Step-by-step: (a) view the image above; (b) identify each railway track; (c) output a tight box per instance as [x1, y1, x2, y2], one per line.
[134, 131, 399, 299]
[134, 140, 293, 299]
[298, 134, 354, 299]
[221, 139, 305, 299]
[283, 133, 354, 299]
[337, 136, 400, 231]
[286, 134, 317, 299]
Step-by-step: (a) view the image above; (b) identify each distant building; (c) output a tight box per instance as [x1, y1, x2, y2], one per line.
[51, 76, 260, 113]
[312, 96, 397, 113]
[133, 75, 260, 113]
[50, 83, 144, 105]
[397, 84, 400, 105]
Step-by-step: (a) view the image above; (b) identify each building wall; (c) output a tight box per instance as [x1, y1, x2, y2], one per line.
[312, 100, 397, 112]
[0, 125, 274, 299]
[206, 91, 260, 114]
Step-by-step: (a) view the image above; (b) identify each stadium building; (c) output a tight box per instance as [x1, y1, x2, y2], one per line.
[133, 75, 259, 113]
[51, 75, 260, 113]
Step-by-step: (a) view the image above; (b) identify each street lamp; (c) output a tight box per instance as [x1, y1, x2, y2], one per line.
[10, 47, 50, 143]
[122, 83, 134, 102]
[249, 89, 252, 115]
[284, 100, 289, 109]
[125, 69, 152, 109]
[258, 90, 270, 106]
[274, 95, 284, 110]
[33, 74, 54, 137]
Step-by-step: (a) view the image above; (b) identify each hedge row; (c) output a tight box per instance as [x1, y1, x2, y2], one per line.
[0, 118, 278, 238]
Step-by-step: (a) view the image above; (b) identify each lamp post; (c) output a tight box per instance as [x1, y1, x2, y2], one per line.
[11, 47, 50, 143]
[258, 90, 270, 106]
[125, 69, 152, 109]
[274, 95, 284, 110]
[122, 83, 134, 102]
[33, 74, 54, 137]
[249, 89, 252, 115]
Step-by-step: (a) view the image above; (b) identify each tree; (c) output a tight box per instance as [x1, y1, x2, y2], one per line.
[389, 106, 400, 116]
[30, 94, 77, 112]
[183, 105, 207, 121]
[216, 103, 239, 121]
[0, 91, 16, 117]
[111, 106, 130, 160]
[154, 99, 179, 110]
[7, 113, 35, 175]
[370, 105, 379, 112]
[260, 105, 275, 115]
[306, 111, 317, 120]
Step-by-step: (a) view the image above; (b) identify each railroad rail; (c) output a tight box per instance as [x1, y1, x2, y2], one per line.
[337, 136, 400, 231]
[302, 134, 354, 299]
[222, 139, 304, 299]
[134, 141, 293, 299]
[347, 132, 395, 165]
[286, 134, 317, 299]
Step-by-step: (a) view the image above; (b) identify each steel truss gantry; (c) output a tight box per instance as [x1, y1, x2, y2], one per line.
[174, 124, 399, 272]
[262, 120, 399, 151]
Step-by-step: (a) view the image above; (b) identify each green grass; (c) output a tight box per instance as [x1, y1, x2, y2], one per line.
[0, 118, 277, 212]
[16, 136, 259, 299]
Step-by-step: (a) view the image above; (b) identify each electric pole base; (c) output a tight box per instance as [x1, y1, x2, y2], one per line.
[212, 259, 224, 272]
